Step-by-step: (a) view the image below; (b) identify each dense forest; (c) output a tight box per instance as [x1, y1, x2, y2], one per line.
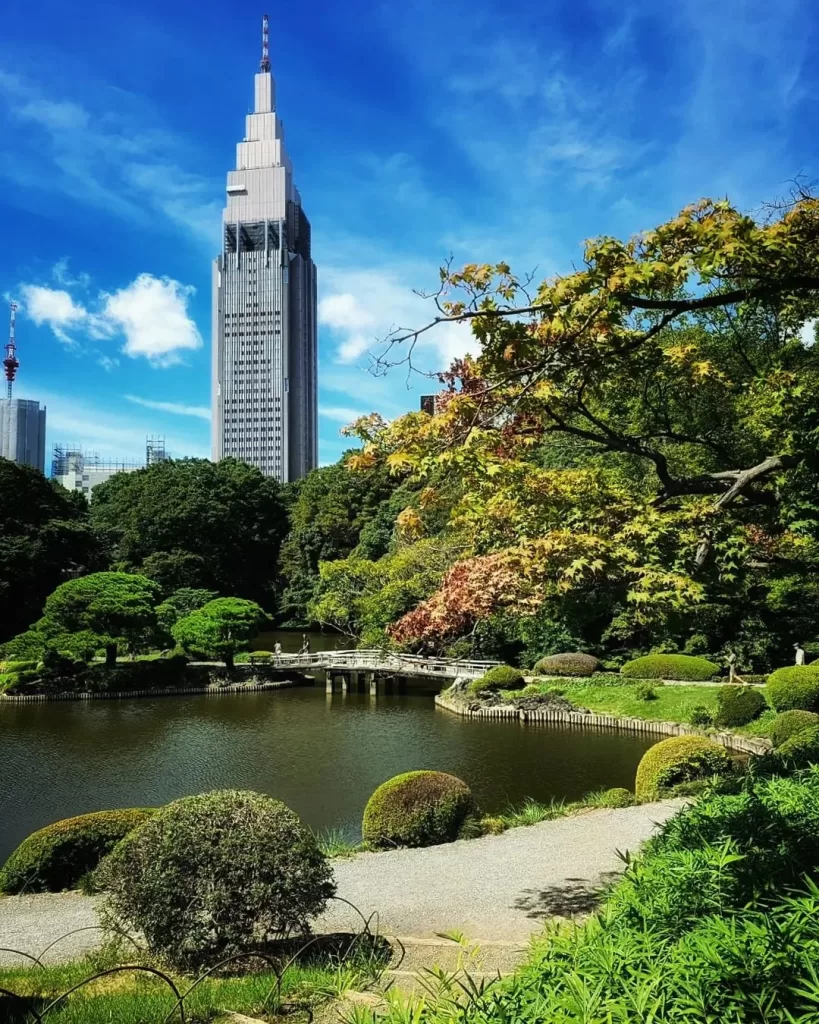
[5, 192, 819, 670]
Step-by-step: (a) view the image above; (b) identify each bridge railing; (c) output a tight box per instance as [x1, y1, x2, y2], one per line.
[262, 649, 499, 678]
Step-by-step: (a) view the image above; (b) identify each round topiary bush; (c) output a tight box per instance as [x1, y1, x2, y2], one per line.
[362, 771, 478, 849]
[635, 736, 731, 799]
[621, 654, 719, 681]
[634, 682, 658, 701]
[598, 787, 633, 808]
[534, 652, 600, 677]
[713, 685, 767, 728]
[470, 665, 525, 693]
[0, 809, 155, 894]
[777, 724, 819, 767]
[766, 666, 819, 713]
[770, 710, 819, 748]
[99, 790, 335, 968]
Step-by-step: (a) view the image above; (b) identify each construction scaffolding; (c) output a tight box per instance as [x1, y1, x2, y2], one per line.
[146, 435, 168, 466]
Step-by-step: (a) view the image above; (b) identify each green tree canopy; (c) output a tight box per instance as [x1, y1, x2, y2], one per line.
[89, 459, 287, 604]
[172, 597, 266, 668]
[0, 458, 102, 642]
[39, 572, 160, 665]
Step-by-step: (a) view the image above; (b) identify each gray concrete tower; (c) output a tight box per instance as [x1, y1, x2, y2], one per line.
[211, 15, 318, 481]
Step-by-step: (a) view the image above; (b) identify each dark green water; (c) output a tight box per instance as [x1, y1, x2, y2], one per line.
[0, 685, 654, 862]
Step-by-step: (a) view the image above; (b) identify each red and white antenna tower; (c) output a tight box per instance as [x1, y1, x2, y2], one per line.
[260, 13, 270, 73]
[3, 302, 19, 400]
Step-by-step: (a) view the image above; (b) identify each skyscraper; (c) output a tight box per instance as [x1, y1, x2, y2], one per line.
[211, 15, 317, 482]
[1, 302, 46, 473]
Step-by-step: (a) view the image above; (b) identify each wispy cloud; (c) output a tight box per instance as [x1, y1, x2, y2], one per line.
[0, 70, 221, 247]
[125, 394, 211, 420]
[17, 264, 202, 368]
[319, 405, 366, 424]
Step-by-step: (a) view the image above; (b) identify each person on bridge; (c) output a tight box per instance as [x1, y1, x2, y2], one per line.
[300, 635, 311, 655]
[274, 641, 282, 666]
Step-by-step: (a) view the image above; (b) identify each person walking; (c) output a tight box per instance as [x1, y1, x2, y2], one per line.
[300, 634, 311, 655]
[274, 641, 282, 666]
[794, 642, 806, 666]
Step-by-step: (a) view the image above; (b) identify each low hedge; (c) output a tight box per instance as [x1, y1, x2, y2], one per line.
[713, 685, 767, 727]
[766, 666, 819, 713]
[534, 653, 601, 677]
[635, 735, 731, 800]
[598, 787, 633, 808]
[470, 665, 525, 694]
[621, 654, 719, 681]
[770, 710, 819, 748]
[0, 808, 156, 894]
[362, 771, 478, 849]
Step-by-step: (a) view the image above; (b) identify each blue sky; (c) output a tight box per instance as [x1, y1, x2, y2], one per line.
[1, 0, 816, 468]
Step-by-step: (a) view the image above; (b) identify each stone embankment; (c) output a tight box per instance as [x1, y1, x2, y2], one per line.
[435, 691, 771, 755]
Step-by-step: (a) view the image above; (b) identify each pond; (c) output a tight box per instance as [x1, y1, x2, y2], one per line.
[0, 682, 656, 863]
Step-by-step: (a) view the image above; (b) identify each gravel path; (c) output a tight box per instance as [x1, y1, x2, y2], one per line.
[0, 801, 683, 965]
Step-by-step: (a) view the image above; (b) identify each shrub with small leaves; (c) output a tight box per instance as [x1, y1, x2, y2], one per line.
[598, 787, 634, 808]
[777, 725, 819, 768]
[688, 705, 714, 728]
[362, 771, 478, 849]
[634, 682, 658, 701]
[714, 685, 767, 728]
[534, 652, 600, 677]
[622, 654, 719, 681]
[635, 736, 731, 799]
[470, 665, 525, 693]
[766, 666, 819, 713]
[99, 789, 335, 968]
[770, 710, 819, 748]
[0, 809, 155, 894]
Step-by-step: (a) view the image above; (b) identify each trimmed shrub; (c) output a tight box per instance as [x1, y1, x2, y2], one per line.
[470, 665, 525, 693]
[767, 666, 819, 713]
[714, 685, 767, 727]
[84, 655, 188, 693]
[0, 809, 155, 894]
[1, 660, 37, 672]
[534, 652, 600, 677]
[248, 651, 273, 662]
[99, 790, 334, 968]
[621, 654, 719, 681]
[362, 770, 478, 849]
[688, 705, 714, 727]
[770, 710, 819, 748]
[634, 682, 658, 701]
[0, 669, 41, 694]
[635, 735, 730, 799]
[598, 787, 633, 808]
[777, 725, 819, 768]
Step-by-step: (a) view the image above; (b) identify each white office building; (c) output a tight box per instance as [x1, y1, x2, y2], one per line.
[0, 398, 46, 472]
[211, 20, 318, 482]
[51, 447, 139, 498]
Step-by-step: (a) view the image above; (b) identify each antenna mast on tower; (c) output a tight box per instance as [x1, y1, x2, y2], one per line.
[260, 13, 270, 72]
[4, 302, 19, 400]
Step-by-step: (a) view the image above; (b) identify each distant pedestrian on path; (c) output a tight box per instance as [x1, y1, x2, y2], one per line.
[794, 642, 806, 666]
[300, 634, 311, 655]
[274, 641, 282, 666]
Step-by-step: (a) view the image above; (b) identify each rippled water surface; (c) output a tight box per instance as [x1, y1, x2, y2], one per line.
[0, 685, 655, 861]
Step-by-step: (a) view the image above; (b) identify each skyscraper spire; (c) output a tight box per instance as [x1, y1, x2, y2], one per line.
[260, 13, 270, 73]
[4, 302, 19, 400]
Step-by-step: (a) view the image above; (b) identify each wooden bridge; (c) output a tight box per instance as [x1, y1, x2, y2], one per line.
[263, 649, 499, 694]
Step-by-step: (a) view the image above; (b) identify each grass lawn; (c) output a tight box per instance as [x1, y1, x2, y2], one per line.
[506, 680, 776, 738]
[0, 950, 376, 1023]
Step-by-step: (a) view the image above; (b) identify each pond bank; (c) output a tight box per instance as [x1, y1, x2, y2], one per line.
[436, 692, 771, 755]
[0, 677, 310, 703]
[0, 799, 684, 963]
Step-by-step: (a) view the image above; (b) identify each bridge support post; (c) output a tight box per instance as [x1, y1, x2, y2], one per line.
[397, 675, 407, 694]
[368, 672, 377, 697]
[326, 673, 341, 694]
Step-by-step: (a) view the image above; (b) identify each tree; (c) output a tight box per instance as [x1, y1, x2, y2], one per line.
[40, 572, 160, 666]
[89, 459, 287, 604]
[155, 587, 219, 642]
[172, 597, 265, 668]
[0, 459, 102, 642]
[276, 459, 406, 624]
[344, 192, 819, 666]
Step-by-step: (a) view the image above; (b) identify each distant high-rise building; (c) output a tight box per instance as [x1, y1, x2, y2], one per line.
[146, 435, 168, 466]
[211, 15, 317, 482]
[0, 399, 46, 472]
[0, 301, 46, 472]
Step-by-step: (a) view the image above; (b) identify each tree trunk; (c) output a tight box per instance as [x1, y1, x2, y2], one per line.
[225, 652, 235, 670]
[105, 644, 118, 667]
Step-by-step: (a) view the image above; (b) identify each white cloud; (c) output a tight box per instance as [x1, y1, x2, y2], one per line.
[320, 405, 366, 424]
[319, 265, 474, 370]
[125, 394, 211, 420]
[18, 270, 202, 368]
[103, 275, 202, 367]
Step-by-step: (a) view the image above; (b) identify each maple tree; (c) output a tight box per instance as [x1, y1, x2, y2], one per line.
[342, 192, 819, 667]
